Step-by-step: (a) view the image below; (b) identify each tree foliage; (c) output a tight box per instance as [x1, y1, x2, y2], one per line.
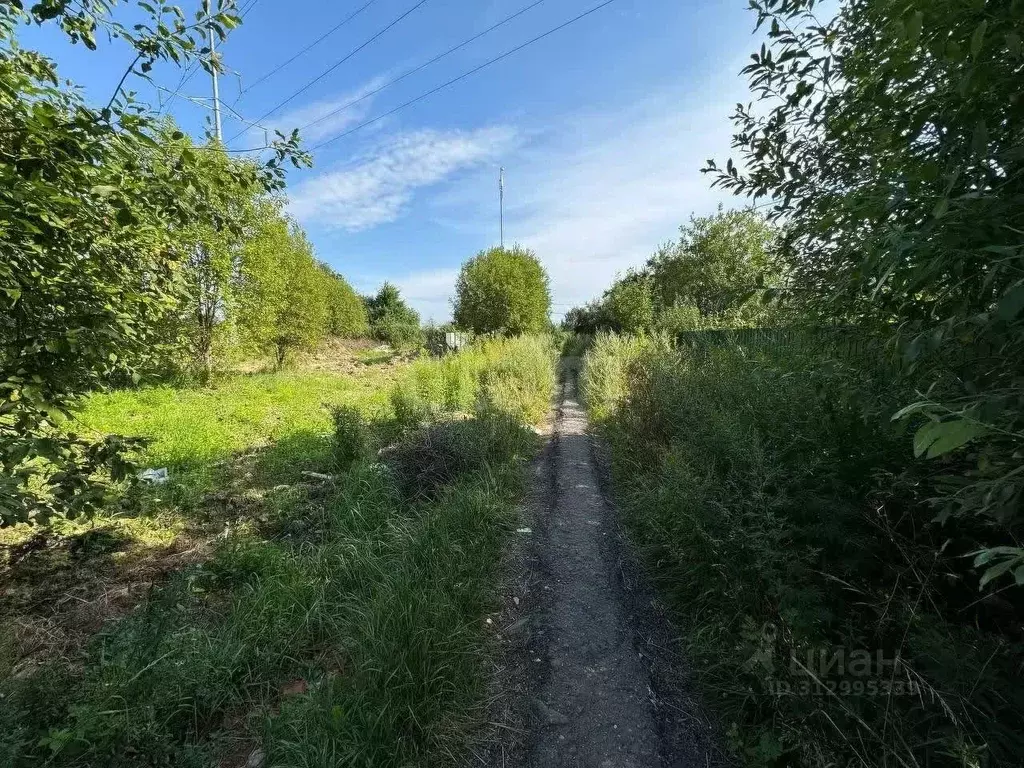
[322, 265, 369, 339]
[647, 207, 779, 317]
[0, 0, 307, 524]
[704, 0, 1024, 579]
[365, 283, 422, 348]
[562, 208, 779, 335]
[453, 245, 551, 335]
[601, 274, 655, 334]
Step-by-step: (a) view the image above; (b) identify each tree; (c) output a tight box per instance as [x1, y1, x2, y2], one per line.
[704, 0, 1024, 575]
[365, 283, 421, 348]
[562, 302, 609, 335]
[646, 207, 779, 319]
[235, 215, 332, 366]
[170, 136, 268, 378]
[602, 273, 655, 333]
[321, 265, 369, 338]
[0, 1, 307, 524]
[453, 245, 551, 335]
[270, 229, 331, 366]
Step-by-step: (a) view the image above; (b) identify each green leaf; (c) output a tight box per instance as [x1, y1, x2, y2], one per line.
[970, 20, 987, 57]
[979, 556, 1018, 588]
[931, 198, 948, 219]
[90, 184, 118, 197]
[892, 400, 934, 421]
[997, 282, 1024, 321]
[913, 418, 988, 459]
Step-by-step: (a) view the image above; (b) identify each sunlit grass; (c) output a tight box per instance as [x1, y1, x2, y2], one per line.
[76, 369, 395, 470]
[2, 340, 556, 767]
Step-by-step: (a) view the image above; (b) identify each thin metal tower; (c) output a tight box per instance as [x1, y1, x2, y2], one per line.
[499, 166, 505, 248]
[209, 26, 223, 141]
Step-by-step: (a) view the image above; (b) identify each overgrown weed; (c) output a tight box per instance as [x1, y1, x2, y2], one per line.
[584, 335, 1024, 766]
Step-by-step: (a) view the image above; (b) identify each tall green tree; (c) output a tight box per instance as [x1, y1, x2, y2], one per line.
[321, 265, 369, 338]
[0, 0, 306, 524]
[235, 213, 333, 366]
[453, 245, 551, 335]
[602, 274, 655, 333]
[646, 207, 779, 319]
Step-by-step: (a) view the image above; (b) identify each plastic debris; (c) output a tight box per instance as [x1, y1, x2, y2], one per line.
[138, 467, 169, 485]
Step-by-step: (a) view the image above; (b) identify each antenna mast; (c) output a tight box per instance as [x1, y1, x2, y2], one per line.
[209, 26, 223, 141]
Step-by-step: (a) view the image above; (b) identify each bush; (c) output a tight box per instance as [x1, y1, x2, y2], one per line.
[324, 269, 369, 338]
[585, 340, 1024, 766]
[602, 277, 654, 333]
[364, 283, 421, 349]
[331, 405, 369, 469]
[372, 313, 423, 349]
[386, 413, 533, 501]
[453, 246, 551, 335]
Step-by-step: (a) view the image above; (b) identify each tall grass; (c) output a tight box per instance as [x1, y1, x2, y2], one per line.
[583, 338, 1024, 767]
[578, 332, 666, 423]
[1, 339, 555, 767]
[391, 334, 556, 427]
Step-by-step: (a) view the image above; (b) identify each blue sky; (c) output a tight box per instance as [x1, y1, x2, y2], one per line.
[19, 0, 766, 321]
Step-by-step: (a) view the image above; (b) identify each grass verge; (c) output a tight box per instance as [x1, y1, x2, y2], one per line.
[1, 337, 555, 767]
[582, 333, 1024, 767]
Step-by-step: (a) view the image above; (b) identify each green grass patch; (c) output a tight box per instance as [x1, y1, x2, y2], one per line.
[1, 338, 555, 767]
[76, 369, 393, 472]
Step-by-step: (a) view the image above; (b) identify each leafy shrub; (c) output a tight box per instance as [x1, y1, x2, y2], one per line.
[585, 340, 1024, 766]
[602, 276, 654, 333]
[453, 246, 552, 335]
[373, 313, 424, 349]
[705, 0, 1024, 582]
[323, 268, 369, 338]
[559, 333, 592, 358]
[364, 283, 422, 349]
[331, 405, 369, 469]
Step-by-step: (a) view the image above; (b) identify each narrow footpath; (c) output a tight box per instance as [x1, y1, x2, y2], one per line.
[478, 362, 720, 768]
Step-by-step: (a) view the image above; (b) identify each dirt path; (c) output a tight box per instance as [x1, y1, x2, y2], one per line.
[476, 361, 720, 767]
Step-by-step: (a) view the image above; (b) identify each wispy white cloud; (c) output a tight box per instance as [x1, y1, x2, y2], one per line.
[508, 96, 738, 315]
[287, 126, 518, 231]
[410, 78, 748, 320]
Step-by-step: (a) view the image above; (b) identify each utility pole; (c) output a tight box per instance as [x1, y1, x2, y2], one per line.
[209, 26, 223, 142]
[499, 166, 505, 248]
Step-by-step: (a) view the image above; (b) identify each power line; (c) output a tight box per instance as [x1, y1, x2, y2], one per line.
[159, 0, 260, 113]
[294, 0, 547, 136]
[307, 0, 620, 152]
[236, 0, 379, 98]
[229, 0, 432, 142]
